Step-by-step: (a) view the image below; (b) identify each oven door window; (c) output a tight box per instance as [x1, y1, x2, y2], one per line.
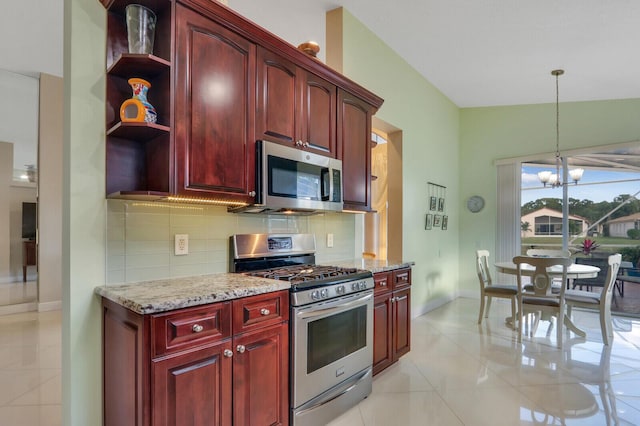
[307, 305, 367, 374]
[268, 156, 329, 201]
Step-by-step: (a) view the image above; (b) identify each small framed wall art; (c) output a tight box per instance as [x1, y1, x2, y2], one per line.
[433, 214, 442, 228]
[429, 196, 437, 211]
[442, 215, 448, 230]
[425, 213, 433, 230]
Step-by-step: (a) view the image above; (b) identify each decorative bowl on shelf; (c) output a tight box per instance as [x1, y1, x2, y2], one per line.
[297, 41, 320, 57]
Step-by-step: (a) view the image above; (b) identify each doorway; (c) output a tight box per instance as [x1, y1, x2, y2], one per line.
[0, 69, 39, 310]
[364, 119, 403, 260]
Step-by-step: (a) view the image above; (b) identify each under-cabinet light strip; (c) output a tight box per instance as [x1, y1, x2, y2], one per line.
[165, 196, 249, 207]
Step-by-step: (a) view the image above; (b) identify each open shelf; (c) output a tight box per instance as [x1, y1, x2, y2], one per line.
[107, 121, 170, 139]
[107, 54, 171, 79]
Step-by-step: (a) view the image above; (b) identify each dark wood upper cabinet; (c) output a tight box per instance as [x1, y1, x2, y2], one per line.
[256, 47, 298, 146]
[338, 88, 374, 211]
[102, 0, 383, 207]
[256, 48, 337, 157]
[174, 4, 256, 202]
[298, 69, 337, 157]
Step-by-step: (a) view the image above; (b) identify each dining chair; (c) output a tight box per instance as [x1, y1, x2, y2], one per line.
[526, 248, 571, 258]
[565, 253, 622, 345]
[476, 250, 518, 329]
[513, 255, 572, 347]
[525, 249, 571, 292]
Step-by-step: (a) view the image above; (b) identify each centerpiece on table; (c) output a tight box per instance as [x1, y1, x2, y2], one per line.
[573, 238, 600, 257]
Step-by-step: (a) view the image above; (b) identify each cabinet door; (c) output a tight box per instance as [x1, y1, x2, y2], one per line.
[373, 292, 393, 376]
[392, 287, 411, 360]
[256, 47, 297, 146]
[233, 322, 289, 426]
[337, 88, 373, 211]
[298, 70, 336, 157]
[175, 5, 256, 202]
[152, 341, 232, 426]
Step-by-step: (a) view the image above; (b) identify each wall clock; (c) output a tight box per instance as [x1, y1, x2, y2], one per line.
[466, 195, 485, 213]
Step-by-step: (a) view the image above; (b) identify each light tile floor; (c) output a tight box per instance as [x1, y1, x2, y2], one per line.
[0, 309, 61, 426]
[4, 298, 640, 426]
[330, 298, 640, 426]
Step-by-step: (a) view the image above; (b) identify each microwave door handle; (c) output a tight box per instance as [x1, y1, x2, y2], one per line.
[320, 168, 330, 201]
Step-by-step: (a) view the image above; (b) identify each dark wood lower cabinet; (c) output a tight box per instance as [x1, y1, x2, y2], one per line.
[102, 290, 289, 426]
[233, 323, 289, 426]
[372, 268, 411, 376]
[152, 342, 232, 426]
[373, 291, 393, 374]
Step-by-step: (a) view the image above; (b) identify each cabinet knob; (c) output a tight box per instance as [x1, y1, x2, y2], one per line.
[379, 281, 387, 287]
[224, 349, 233, 358]
[303, 141, 310, 148]
[192, 324, 204, 333]
[237, 345, 246, 353]
[295, 140, 303, 147]
[260, 308, 270, 316]
[248, 190, 256, 197]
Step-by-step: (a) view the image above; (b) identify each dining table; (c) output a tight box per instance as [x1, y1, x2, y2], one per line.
[494, 261, 601, 338]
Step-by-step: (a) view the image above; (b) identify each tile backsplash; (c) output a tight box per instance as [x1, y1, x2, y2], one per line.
[106, 199, 357, 284]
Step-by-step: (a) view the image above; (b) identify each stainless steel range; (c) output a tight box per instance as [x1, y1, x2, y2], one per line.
[231, 233, 374, 426]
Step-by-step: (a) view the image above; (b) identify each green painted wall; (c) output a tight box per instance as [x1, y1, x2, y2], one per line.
[459, 99, 640, 294]
[64, 0, 105, 424]
[332, 9, 461, 315]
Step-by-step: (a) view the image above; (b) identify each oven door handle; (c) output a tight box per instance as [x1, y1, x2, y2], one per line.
[296, 292, 372, 319]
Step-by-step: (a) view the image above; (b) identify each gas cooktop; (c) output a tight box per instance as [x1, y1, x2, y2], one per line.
[244, 264, 372, 291]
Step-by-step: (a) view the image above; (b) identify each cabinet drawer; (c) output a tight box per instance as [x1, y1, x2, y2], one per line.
[233, 291, 289, 334]
[152, 302, 232, 357]
[373, 271, 391, 295]
[393, 268, 411, 290]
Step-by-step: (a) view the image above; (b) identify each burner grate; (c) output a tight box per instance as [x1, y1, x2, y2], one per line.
[246, 264, 362, 284]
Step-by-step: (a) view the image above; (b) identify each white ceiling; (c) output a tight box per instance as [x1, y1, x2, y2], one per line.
[330, 0, 640, 108]
[4, 0, 640, 108]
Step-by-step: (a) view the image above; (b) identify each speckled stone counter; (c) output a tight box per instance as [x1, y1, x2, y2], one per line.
[326, 259, 415, 274]
[95, 273, 290, 314]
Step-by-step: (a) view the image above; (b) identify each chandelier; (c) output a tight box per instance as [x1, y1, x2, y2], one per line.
[537, 69, 584, 187]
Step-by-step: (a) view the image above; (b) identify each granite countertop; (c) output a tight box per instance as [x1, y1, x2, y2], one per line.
[95, 273, 290, 315]
[327, 259, 415, 274]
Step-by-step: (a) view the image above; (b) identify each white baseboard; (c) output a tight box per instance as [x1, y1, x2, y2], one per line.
[413, 293, 457, 318]
[0, 302, 38, 316]
[38, 300, 62, 312]
[0, 276, 35, 284]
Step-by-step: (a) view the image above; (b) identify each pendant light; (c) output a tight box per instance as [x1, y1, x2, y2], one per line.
[537, 69, 584, 187]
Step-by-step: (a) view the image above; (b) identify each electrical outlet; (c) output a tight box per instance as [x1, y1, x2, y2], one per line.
[327, 233, 334, 248]
[175, 234, 189, 255]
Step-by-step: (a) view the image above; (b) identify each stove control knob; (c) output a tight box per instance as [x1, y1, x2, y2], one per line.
[320, 289, 329, 298]
[351, 282, 358, 291]
[359, 282, 366, 290]
[311, 290, 320, 300]
[336, 285, 345, 295]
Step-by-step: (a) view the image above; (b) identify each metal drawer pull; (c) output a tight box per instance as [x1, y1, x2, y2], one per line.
[224, 349, 233, 358]
[192, 324, 204, 333]
[379, 281, 387, 286]
[237, 345, 246, 353]
[260, 308, 270, 316]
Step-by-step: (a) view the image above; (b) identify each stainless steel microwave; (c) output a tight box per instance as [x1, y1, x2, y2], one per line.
[232, 140, 343, 214]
